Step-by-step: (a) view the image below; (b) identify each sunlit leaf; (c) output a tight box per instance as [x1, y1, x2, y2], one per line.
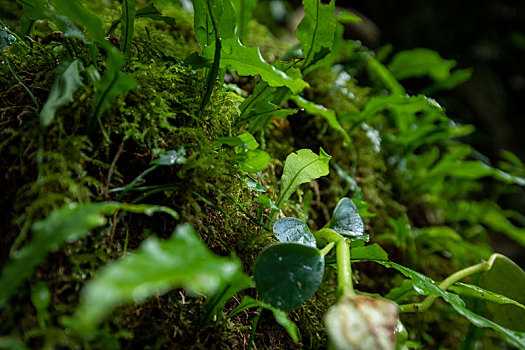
[365, 56, 405, 95]
[388, 48, 457, 81]
[40, 60, 85, 128]
[254, 243, 324, 310]
[151, 147, 187, 166]
[336, 10, 361, 24]
[229, 296, 299, 342]
[290, 96, 350, 145]
[231, 0, 257, 43]
[276, 148, 331, 207]
[481, 254, 525, 331]
[273, 217, 316, 247]
[135, 3, 176, 26]
[69, 223, 245, 332]
[296, 0, 336, 69]
[203, 37, 309, 94]
[378, 261, 525, 348]
[330, 198, 365, 239]
[258, 194, 279, 211]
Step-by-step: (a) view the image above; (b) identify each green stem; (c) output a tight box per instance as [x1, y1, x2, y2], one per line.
[336, 237, 355, 298]
[2, 52, 40, 111]
[399, 260, 492, 313]
[117, 164, 159, 200]
[319, 241, 335, 257]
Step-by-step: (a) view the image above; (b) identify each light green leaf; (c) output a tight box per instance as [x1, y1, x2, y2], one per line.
[276, 148, 331, 207]
[203, 37, 309, 94]
[449, 282, 525, 311]
[258, 194, 279, 211]
[273, 217, 316, 247]
[229, 296, 299, 342]
[388, 48, 457, 81]
[120, 0, 136, 55]
[135, 3, 176, 26]
[40, 60, 85, 128]
[254, 243, 324, 310]
[231, 0, 257, 43]
[365, 56, 405, 95]
[193, 0, 236, 49]
[423, 68, 473, 94]
[70, 223, 245, 332]
[290, 95, 350, 145]
[235, 132, 259, 152]
[351, 244, 388, 261]
[151, 147, 187, 166]
[378, 261, 525, 348]
[236, 149, 271, 172]
[0, 202, 179, 309]
[481, 254, 525, 331]
[330, 197, 364, 238]
[296, 0, 336, 69]
[336, 10, 361, 24]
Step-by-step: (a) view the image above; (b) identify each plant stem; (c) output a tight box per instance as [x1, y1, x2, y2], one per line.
[336, 237, 355, 298]
[398, 260, 492, 313]
[1, 52, 40, 111]
[247, 307, 262, 350]
[319, 241, 335, 257]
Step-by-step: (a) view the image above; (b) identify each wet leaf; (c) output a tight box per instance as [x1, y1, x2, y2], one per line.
[151, 147, 187, 166]
[449, 282, 525, 311]
[276, 148, 331, 207]
[230, 296, 299, 342]
[330, 198, 365, 239]
[254, 243, 324, 310]
[0, 26, 16, 50]
[40, 60, 85, 128]
[481, 254, 525, 331]
[273, 217, 316, 248]
[70, 224, 245, 332]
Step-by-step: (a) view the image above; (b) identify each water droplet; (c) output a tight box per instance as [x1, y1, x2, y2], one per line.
[278, 256, 283, 262]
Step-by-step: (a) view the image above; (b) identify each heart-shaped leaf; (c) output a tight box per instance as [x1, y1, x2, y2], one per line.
[254, 243, 324, 310]
[481, 254, 525, 331]
[273, 217, 316, 248]
[236, 149, 271, 173]
[330, 198, 365, 239]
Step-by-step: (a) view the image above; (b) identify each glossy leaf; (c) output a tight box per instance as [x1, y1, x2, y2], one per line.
[481, 254, 525, 331]
[388, 48, 457, 81]
[203, 37, 309, 94]
[236, 149, 271, 173]
[229, 296, 299, 342]
[273, 217, 316, 247]
[449, 282, 525, 311]
[40, 60, 85, 128]
[258, 194, 279, 211]
[378, 261, 525, 348]
[330, 197, 365, 238]
[290, 96, 350, 144]
[276, 148, 331, 207]
[120, 0, 136, 55]
[70, 224, 245, 331]
[296, 0, 336, 69]
[254, 243, 324, 310]
[351, 244, 388, 261]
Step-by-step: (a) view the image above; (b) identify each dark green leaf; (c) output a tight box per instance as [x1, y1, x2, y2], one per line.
[229, 296, 299, 342]
[203, 37, 309, 94]
[296, 0, 336, 69]
[231, 0, 257, 43]
[254, 243, 324, 310]
[330, 197, 364, 238]
[273, 217, 316, 247]
[388, 48, 457, 81]
[351, 244, 388, 261]
[40, 60, 85, 128]
[69, 224, 246, 332]
[481, 254, 525, 331]
[236, 149, 271, 173]
[120, 0, 136, 55]
[290, 95, 350, 145]
[276, 148, 331, 207]
[378, 261, 525, 348]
